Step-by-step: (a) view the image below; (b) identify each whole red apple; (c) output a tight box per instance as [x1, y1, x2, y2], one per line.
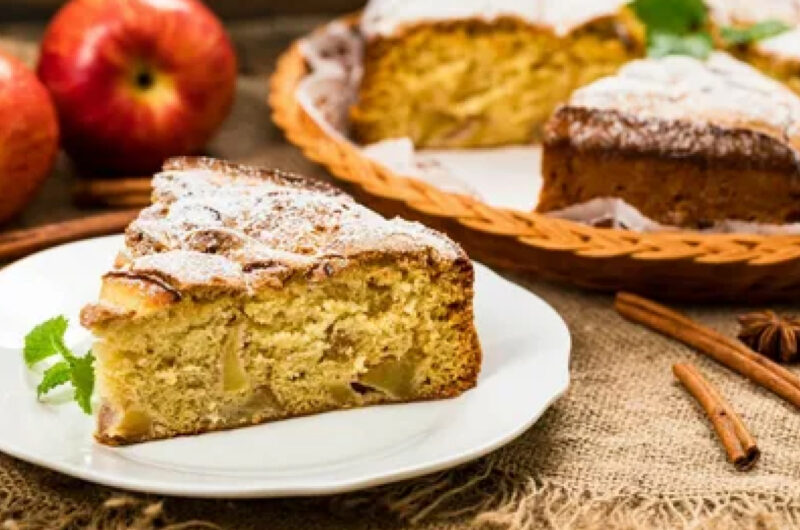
[37, 0, 237, 174]
[0, 51, 59, 224]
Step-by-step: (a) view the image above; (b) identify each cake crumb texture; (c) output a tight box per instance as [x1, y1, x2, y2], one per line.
[350, 16, 639, 148]
[81, 157, 481, 444]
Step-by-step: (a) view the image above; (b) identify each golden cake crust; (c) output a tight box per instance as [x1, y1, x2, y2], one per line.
[81, 157, 468, 327]
[543, 52, 800, 164]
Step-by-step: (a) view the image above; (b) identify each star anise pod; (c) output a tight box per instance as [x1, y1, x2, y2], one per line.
[737, 310, 800, 363]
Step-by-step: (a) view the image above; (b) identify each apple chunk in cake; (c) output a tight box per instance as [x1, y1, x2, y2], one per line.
[80, 157, 481, 445]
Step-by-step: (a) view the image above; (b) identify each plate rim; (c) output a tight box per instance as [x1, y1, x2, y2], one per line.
[0, 235, 570, 498]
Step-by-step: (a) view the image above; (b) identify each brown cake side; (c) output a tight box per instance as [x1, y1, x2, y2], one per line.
[537, 53, 800, 228]
[540, 143, 800, 228]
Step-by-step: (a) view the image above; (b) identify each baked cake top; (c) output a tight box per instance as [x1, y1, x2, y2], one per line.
[360, 0, 628, 40]
[361, 0, 800, 62]
[545, 52, 800, 167]
[82, 158, 466, 326]
[707, 0, 800, 62]
[707, 0, 800, 24]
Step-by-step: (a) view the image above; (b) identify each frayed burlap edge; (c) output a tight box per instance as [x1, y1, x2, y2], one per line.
[6, 459, 800, 530]
[471, 478, 800, 530]
[1, 495, 220, 530]
[332, 459, 800, 530]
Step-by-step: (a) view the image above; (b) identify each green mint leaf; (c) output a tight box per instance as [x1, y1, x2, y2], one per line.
[69, 351, 95, 415]
[629, 0, 713, 59]
[648, 31, 713, 59]
[721, 20, 791, 45]
[24, 316, 69, 367]
[629, 0, 708, 35]
[24, 316, 96, 414]
[36, 361, 71, 398]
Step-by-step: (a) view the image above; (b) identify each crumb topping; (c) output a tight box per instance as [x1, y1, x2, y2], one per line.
[546, 52, 800, 166]
[117, 157, 465, 294]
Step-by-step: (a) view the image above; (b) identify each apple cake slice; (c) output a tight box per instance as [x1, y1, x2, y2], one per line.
[80, 157, 481, 445]
[538, 52, 800, 229]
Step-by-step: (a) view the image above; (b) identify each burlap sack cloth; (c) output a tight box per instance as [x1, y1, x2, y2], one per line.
[4, 25, 800, 530]
[3, 276, 800, 530]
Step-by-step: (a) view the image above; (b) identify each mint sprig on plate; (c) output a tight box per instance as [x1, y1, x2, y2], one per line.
[24, 316, 95, 414]
[629, 0, 791, 59]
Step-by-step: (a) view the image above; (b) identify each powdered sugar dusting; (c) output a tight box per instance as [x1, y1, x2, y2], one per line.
[707, 0, 800, 28]
[542, 0, 631, 37]
[119, 158, 464, 294]
[757, 28, 800, 62]
[688, 0, 800, 61]
[554, 52, 800, 160]
[131, 251, 246, 289]
[360, 0, 627, 40]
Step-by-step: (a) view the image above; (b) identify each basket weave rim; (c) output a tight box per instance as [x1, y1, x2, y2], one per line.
[268, 15, 800, 268]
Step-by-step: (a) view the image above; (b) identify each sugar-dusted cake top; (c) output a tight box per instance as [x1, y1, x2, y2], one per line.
[101, 157, 466, 298]
[546, 52, 800, 164]
[360, 0, 628, 40]
[707, 0, 800, 24]
[707, 0, 800, 61]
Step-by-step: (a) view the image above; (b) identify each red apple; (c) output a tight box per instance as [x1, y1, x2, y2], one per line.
[37, 0, 237, 174]
[0, 51, 59, 224]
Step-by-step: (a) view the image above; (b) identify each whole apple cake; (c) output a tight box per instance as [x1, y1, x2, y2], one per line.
[349, 0, 800, 151]
[80, 157, 481, 445]
[350, 0, 641, 148]
[538, 52, 800, 228]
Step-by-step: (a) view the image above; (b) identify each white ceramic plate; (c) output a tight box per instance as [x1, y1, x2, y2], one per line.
[0, 235, 570, 498]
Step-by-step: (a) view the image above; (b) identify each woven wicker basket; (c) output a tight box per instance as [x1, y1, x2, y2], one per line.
[269, 17, 800, 302]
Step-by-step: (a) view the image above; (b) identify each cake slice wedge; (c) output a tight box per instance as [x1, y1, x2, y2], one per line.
[538, 52, 800, 229]
[80, 157, 481, 445]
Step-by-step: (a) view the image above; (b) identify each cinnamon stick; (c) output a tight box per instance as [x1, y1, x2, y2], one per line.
[90, 194, 152, 208]
[673, 363, 760, 471]
[0, 209, 139, 262]
[73, 178, 151, 207]
[615, 292, 800, 409]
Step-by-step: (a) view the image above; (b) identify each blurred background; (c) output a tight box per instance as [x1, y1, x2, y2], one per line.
[0, 1, 368, 232]
[0, 0, 364, 19]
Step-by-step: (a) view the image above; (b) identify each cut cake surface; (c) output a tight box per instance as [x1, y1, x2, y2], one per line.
[350, 0, 640, 148]
[350, 0, 800, 150]
[81, 157, 481, 445]
[539, 52, 800, 228]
